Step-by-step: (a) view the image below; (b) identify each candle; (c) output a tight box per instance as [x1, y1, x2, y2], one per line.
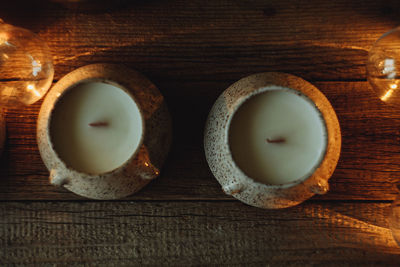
[229, 88, 327, 185]
[38, 64, 172, 199]
[205, 72, 340, 209]
[50, 81, 143, 174]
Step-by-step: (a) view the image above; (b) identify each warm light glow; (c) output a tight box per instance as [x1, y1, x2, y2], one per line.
[304, 207, 400, 253]
[381, 89, 394, 101]
[26, 84, 41, 97]
[381, 84, 399, 101]
[0, 32, 8, 45]
[384, 58, 397, 79]
[144, 162, 149, 167]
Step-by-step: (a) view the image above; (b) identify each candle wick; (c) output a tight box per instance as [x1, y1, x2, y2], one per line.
[89, 121, 109, 127]
[266, 138, 286, 143]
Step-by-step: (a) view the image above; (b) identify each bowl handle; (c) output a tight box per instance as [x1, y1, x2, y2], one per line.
[139, 161, 160, 180]
[308, 179, 329, 195]
[222, 181, 246, 195]
[49, 169, 69, 187]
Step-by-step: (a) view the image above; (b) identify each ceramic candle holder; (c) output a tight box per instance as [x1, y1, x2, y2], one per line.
[0, 111, 5, 154]
[204, 72, 341, 209]
[37, 64, 172, 199]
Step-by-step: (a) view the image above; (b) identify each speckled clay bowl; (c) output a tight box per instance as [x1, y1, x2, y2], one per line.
[37, 64, 172, 199]
[204, 72, 341, 209]
[0, 111, 5, 154]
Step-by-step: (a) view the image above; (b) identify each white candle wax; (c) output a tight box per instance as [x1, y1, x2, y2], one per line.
[229, 88, 327, 185]
[50, 82, 142, 174]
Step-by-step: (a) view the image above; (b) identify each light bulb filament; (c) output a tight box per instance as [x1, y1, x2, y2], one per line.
[27, 84, 41, 97]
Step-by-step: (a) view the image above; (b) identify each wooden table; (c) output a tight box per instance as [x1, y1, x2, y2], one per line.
[1, 0, 400, 265]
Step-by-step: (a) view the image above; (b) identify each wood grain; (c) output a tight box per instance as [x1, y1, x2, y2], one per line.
[1, 0, 400, 200]
[1, 0, 400, 265]
[1, 82, 400, 201]
[0, 0, 399, 82]
[1, 201, 399, 266]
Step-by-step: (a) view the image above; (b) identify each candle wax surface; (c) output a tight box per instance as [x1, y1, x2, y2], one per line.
[229, 88, 327, 185]
[51, 82, 142, 174]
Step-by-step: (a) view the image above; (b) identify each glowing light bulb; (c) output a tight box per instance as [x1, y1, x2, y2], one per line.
[0, 23, 54, 108]
[366, 27, 400, 105]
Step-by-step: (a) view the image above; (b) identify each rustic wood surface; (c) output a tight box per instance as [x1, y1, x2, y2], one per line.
[1, 0, 400, 265]
[1, 202, 399, 266]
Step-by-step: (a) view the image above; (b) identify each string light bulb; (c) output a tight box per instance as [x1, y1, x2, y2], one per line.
[0, 21, 54, 108]
[367, 27, 400, 105]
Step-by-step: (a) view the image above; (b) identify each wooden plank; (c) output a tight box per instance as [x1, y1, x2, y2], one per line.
[1, 0, 400, 201]
[0, 0, 398, 81]
[0, 201, 399, 266]
[1, 2, 400, 265]
[1, 81, 400, 201]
